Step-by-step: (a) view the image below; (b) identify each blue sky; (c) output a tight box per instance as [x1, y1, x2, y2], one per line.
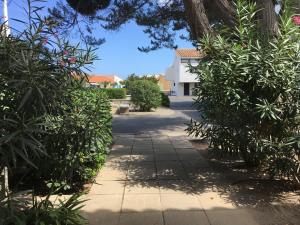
[3, 0, 193, 79]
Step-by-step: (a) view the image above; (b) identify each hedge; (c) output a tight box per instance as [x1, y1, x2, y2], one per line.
[34, 88, 112, 190]
[102, 88, 126, 99]
[161, 93, 170, 107]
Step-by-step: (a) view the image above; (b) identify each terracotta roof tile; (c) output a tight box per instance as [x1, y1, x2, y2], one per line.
[88, 75, 115, 83]
[176, 49, 203, 58]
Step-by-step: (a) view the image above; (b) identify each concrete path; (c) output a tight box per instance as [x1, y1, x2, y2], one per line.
[112, 96, 200, 136]
[81, 97, 299, 225]
[81, 133, 261, 225]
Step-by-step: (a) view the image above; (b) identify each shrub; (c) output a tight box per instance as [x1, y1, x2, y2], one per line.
[161, 93, 170, 107]
[0, 192, 87, 225]
[123, 74, 158, 94]
[102, 88, 126, 99]
[33, 88, 112, 190]
[0, 4, 96, 174]
[0, 1, 111, 194]
[188, 0, 300, 182]
[130, 80, 161, 111]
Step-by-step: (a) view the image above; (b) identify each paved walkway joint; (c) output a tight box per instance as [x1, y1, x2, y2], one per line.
[81, 134, 259, 225]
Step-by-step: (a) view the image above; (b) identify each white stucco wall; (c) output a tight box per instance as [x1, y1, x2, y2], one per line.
[114, 76, 123, 83]
[165, 52, 200, 96]
[179, 62, 198, 83]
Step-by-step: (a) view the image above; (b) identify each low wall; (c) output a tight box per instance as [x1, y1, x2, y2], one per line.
[111, 99, 132, 114]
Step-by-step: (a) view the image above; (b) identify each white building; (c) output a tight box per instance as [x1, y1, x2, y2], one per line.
[165, 49, 202, 96]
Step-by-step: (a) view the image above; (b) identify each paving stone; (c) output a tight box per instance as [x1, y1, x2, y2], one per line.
[153, 141, 172, 146]
[89, 180, 125, 195]
[153, 144, 175, 150]
[154, 147, 176, 153]
[84, 134, 259, 225]
[132, 147, 154, 155]
[159, 180, 195, 194]
[184, 167, 217, 180]
[96, 167, 128, 181]
[175, 148, 198, 154]
[131, 154, 154, 162]
[111, 144, 132, 150]
[106, 154, 131, 164]
[114, 139, 134, 146]
[122, 194, 162, 212]
[135, 134, 151, 138]
[206, 209, 260, 225]
[133, 145, 153, 149]
[119, 212, 164, 225]
[197, 192, 235, 210]
[110, 147, 132, 155]
[173, 141, 194, 148]
[157, 161, 188, 180]
[164, 211, 210, 225]
[155, 152, 179, 161]
[82, 194, 123, 213]
[125, 181, 160, 194]
[133, 142, 152, 146]
[181, 160, 210, 169]
[81, 212, 120, 225]
[127, 162, 156, 180]
[161, 193, 203, 211]
[178, 152, 204, 161]
[133, 143, 153, 146]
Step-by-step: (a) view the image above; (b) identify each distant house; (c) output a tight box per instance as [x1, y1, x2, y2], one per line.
[156, 74, 171, 95]
[87, 75, 123, 88]
[165, 49, 203, 96]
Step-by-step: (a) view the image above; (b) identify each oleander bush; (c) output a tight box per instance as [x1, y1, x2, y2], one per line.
[0, 192, 87, 225]
[130, 80, 161, 112]
[0, 1, 112, 223]
[188, 0, 300, 183]
[161, 93, 170, 107]
[0, 0, 111, 193]
[33, 88, 112, 190]
[102, 88, 126, 99]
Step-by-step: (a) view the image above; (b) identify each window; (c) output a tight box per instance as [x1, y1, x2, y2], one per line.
[181, 58, 199, 63]
[181, 59, 189, 63]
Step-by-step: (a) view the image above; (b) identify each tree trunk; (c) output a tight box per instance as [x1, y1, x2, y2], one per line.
[255, 0, 279, 37]
[211, 0, 236, 27]
[182, 0, 214, 40]
[183, 0, 279, 40]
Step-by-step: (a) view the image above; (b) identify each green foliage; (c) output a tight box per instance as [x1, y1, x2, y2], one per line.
[188, 0, 300, 182]
[0, 1, 111, 193]
[0, 3, 95, 172]
[123, 74, 158, 94]
[130, 80, 162, 112]
[161, 93, 170, 107]
[33, 88, 112, 189]
[102, 88, 126, 99]
[0, 192, 87, 225]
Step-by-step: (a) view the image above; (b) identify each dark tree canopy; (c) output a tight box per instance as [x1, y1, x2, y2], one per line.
[66, 0, 111, 15]
[49, 0, 300, 51]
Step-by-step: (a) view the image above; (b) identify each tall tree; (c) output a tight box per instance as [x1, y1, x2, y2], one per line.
[49, 0, 299, 50]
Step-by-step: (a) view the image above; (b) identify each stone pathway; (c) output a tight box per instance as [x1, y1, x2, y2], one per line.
[81, 134, 259, 225]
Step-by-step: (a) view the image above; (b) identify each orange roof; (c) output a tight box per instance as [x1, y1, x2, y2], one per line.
[176, 49, 203, 58]
[88, 75, 115, 83]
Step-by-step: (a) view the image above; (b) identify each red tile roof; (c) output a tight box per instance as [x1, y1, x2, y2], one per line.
[176, 49, 203, 58]
[88, 75, 115, 83]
